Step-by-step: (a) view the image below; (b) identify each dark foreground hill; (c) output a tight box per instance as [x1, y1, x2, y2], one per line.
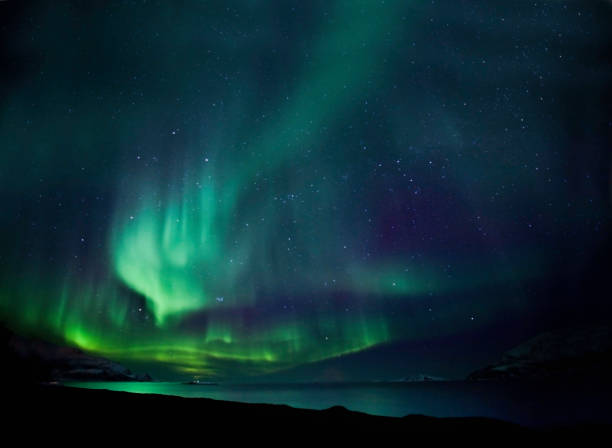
[4, 383, 606, 441]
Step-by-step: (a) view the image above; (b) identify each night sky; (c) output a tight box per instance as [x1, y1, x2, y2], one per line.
[1, 0, 611, 381]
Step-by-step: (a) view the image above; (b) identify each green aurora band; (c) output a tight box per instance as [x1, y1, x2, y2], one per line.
[1, 1, 415, 377]
[106, 0, 404, 374]
[2, 0, 605, 379]
[111, 1, 406, 325]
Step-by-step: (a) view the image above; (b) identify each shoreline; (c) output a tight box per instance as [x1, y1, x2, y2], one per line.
[5, 382, 610, 439]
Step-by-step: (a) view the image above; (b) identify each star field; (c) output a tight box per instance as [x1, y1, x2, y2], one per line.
[0, 0, 610, 380]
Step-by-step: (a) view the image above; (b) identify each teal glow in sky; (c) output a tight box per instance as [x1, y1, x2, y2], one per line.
[1, 0, 611, 380]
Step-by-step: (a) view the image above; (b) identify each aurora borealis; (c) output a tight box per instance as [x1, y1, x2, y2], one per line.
[1, 0, 611, 381]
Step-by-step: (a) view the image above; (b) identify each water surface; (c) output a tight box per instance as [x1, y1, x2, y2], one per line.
[66, 380, 612, 427]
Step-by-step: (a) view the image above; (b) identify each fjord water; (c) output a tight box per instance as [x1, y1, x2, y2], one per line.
[66, 380, 611, 427]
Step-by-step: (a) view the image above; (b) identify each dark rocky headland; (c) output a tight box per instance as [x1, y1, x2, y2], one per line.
[1, 326, 152, 382]
[468, 325, 612, 381]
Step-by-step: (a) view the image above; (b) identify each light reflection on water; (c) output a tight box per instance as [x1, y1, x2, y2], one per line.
[65, 380, 612, 427]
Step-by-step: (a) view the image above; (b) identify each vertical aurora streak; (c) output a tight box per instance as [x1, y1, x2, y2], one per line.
[111, 0, 405, 324]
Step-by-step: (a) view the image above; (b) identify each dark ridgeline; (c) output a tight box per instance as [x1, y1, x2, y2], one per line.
[467, 325, 612, 381]
[5, 381, 611, 441]
[0, 326, 152, 383]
